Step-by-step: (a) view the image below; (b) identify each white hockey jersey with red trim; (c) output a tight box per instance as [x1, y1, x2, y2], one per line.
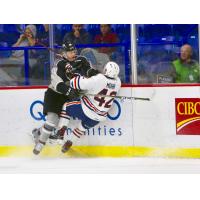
[70, 74, 121, 121]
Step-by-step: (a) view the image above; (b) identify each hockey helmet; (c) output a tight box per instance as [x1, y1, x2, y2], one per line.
[62, 41, 77, 52]
[103, 61, 120, 79]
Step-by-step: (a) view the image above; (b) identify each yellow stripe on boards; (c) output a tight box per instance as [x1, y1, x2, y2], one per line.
[0, 146, 200, 158]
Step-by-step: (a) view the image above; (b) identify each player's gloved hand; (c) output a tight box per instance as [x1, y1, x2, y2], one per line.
[65, 63, 73, 73]
[66, 87, 81, 99]
[87, 68, 100, 77]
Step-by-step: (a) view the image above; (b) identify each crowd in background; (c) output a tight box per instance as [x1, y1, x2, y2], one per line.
[0, 24, 199, 86]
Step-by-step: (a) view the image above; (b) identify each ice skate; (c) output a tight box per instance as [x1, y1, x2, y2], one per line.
[61, 140, 73, 153]
[33, 141, 45, 155]
[49, 126, 67, 140]
[31, 128, 41, 143]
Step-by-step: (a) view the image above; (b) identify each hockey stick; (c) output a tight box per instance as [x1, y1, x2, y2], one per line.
[36, 40, 62, 57]
[81, 92, 150, 101]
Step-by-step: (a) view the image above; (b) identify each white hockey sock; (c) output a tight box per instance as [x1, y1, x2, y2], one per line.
[39, 121, 56, 143]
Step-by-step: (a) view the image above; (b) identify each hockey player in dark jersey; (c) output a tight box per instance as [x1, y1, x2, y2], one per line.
[32, 42, 99, 155]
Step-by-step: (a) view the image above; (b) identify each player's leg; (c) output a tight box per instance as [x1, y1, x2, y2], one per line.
[33, 112, 59, 155]
[52, 100, 86, 153]
[31, 128, 41, 143]
[50, 100, 81, 141]
[61, 121, 85, 153]
[61, 117, 99, 153]
[31, 88, 65, 143]
[49, 106, 71, 140]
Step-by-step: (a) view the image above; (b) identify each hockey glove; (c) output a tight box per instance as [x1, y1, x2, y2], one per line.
[66, 87, 81, 99]
[65, 63, 73, 73]
[87, 68, 100, 77]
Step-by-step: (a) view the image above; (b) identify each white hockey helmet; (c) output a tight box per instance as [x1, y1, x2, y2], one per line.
[103, 61, 120, 79]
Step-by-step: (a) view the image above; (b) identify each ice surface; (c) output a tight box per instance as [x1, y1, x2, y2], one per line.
[0, 157, 200, 173]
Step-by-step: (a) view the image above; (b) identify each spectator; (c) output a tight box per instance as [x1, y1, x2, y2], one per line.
[36, 24, 49, 46]
[63, 24, 92, 45]
[94, 24, 119, 56]
[172, 44, 200, 83]
[31, 24, 50, 83]
[11, 24, 37, 58]
[36, 24, 62, 46]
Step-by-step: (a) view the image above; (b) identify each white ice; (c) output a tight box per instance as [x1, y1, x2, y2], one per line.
[0, 157, 200, 173]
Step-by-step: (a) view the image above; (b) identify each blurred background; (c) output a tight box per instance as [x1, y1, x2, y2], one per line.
[0, 24, 199, 86]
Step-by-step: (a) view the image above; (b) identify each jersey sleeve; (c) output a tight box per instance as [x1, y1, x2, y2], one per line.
[87, 68, 100, 77]
[51, 60, 71, 94]
[81, 57, 100, 78]
[70, 74, 100, 91]
[55, 59, 69, 79]
[80, 56, 92, 74]
[54, 59, 66, 69]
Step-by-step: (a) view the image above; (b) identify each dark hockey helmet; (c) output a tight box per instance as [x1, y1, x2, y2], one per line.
[62, 41, 77, 52]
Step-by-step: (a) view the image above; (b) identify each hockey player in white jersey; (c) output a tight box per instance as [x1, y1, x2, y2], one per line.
[33, 61, 121, 155]
[59, 61, 121, 153]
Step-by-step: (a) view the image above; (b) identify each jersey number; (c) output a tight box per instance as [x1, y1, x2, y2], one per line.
[94, 89, 117, 108]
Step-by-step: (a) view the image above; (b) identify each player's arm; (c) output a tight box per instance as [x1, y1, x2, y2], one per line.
[80, 56, 100, 77]
[51, 60, 76, 96]
[87, 68, 100, 77]
[69, 74, 99, 91]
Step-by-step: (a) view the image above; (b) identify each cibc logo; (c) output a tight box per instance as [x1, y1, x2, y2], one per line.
[175, 98, 200, 135]
[30, 99, 121, 121]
